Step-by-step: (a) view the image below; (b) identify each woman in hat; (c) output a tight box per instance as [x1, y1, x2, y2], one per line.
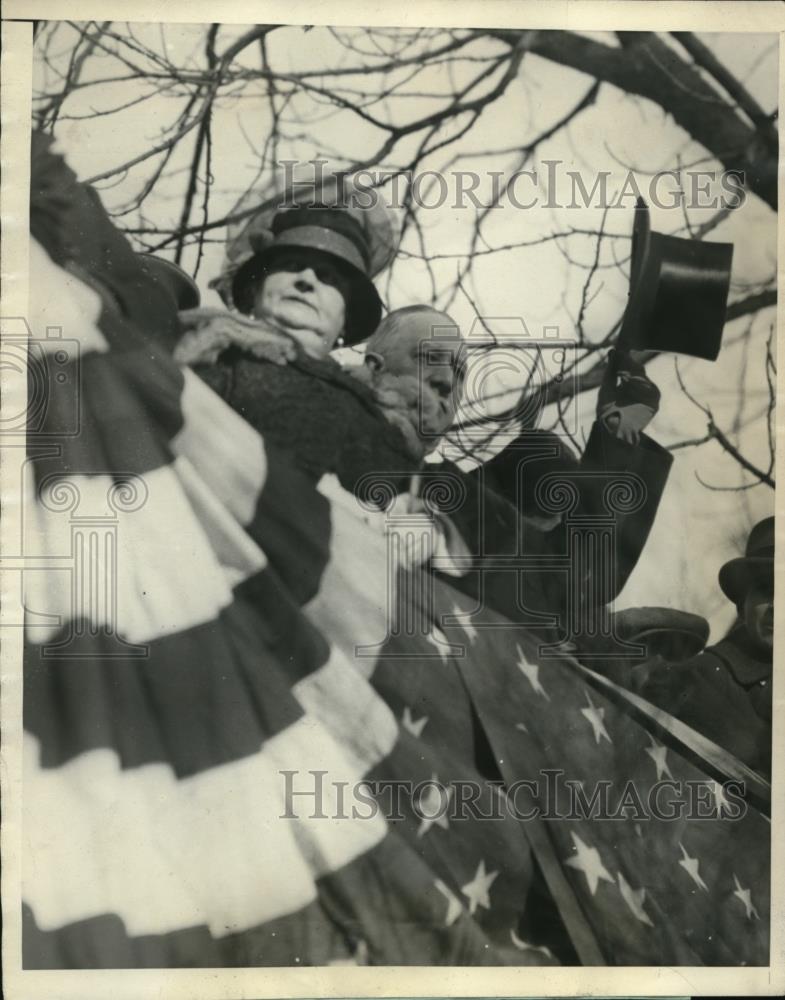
[175, 199, 424, 492]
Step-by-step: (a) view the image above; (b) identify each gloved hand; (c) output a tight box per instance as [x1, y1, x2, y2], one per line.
[596, 349, 660, 444]
[174, 307, 298, 366]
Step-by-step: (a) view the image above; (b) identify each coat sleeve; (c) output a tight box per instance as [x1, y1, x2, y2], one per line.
[425, 461, 568, 634]
[330, 386, 421, 498]
[579, 420, 673, 601]
[31, 130, 181, 351]
[635, 651, 770, 775]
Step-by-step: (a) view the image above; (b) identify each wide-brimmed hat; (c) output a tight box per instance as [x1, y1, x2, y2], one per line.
[230, 205, 383, 344]
[135, 253, 200, 310]
[719, 516, 775, 605]
[611, 606, 710, 661]
[213, 170, 399, 345]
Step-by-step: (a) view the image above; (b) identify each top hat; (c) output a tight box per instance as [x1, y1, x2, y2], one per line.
[230, 205, 383, 344]
[135, 253, 200, 310]
[618, 198, 734, 361]
[719, 516, 775, 605]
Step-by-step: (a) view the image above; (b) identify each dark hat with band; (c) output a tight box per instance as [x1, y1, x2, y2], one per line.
[719, 516, 775, 605]
[619, 198, 734, 361]
[231, 206, 383, 345]
[135, 253, 201, 310]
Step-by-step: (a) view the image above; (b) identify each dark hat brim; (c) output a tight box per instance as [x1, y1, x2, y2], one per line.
[231, 241, 382, 346]
[626, 626, 708, 661]
[611, 606, 710, 660]
[136, 254, 201, 310]
[718, 555, 774, 605]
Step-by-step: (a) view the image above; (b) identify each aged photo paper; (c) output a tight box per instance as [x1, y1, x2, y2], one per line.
[1, 1, 784, 998]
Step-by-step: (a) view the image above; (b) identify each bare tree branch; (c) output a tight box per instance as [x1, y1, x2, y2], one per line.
[490, 29, 777, 208]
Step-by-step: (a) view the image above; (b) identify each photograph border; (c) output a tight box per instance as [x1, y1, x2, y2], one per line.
[1, 3, 783, 997]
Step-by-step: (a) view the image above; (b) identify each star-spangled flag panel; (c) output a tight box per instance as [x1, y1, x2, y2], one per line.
[426, 581, 771, 967]
[307, 516, 770, 967]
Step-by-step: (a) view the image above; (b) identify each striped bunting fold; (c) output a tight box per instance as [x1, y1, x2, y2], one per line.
[23, 241, 550, 968]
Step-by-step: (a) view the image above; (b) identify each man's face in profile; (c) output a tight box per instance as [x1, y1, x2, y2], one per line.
[366, 309, 463, 446]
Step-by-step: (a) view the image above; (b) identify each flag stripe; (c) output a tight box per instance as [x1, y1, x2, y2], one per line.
[24, 589, 334, 774]
[22, 822, 509, 968]
[22, 898, 349, 969]
[172, 370, 267, 527]
[24, 463, 266, 646]
[23, 709, 389, 935]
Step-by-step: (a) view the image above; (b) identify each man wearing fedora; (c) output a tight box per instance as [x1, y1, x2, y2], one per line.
[634, 516, 775, 778]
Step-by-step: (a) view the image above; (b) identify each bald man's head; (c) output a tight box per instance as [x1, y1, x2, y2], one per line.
[364, 305, 465, 448]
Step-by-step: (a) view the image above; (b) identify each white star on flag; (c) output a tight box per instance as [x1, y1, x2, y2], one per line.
[617, 871, 654, 927]
[424, 624, 451, 661]
[449, 603, 477, 642]
[417, 775, 453, 838]
[564, 833, 614, 895]
[516, 646, 550, 700]
[644, 734, 673, 780]
[401, 706, 428, 738]
[580, 690, 612, 745]
[678, 842, 709, 892]
[708, 780, 730, 818]
[434, 879, 463, 926]
[461, 860, 499, 914]
[732, 874, 760, 921]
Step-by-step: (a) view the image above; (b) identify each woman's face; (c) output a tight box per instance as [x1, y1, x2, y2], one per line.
[253, 249, 349, 358]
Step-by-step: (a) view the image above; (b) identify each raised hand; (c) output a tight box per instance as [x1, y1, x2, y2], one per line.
[597, 349, 661, 444]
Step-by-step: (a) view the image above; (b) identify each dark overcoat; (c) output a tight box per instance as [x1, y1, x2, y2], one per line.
[633, 625, 772, 778]
[429, 421, 673, 642]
